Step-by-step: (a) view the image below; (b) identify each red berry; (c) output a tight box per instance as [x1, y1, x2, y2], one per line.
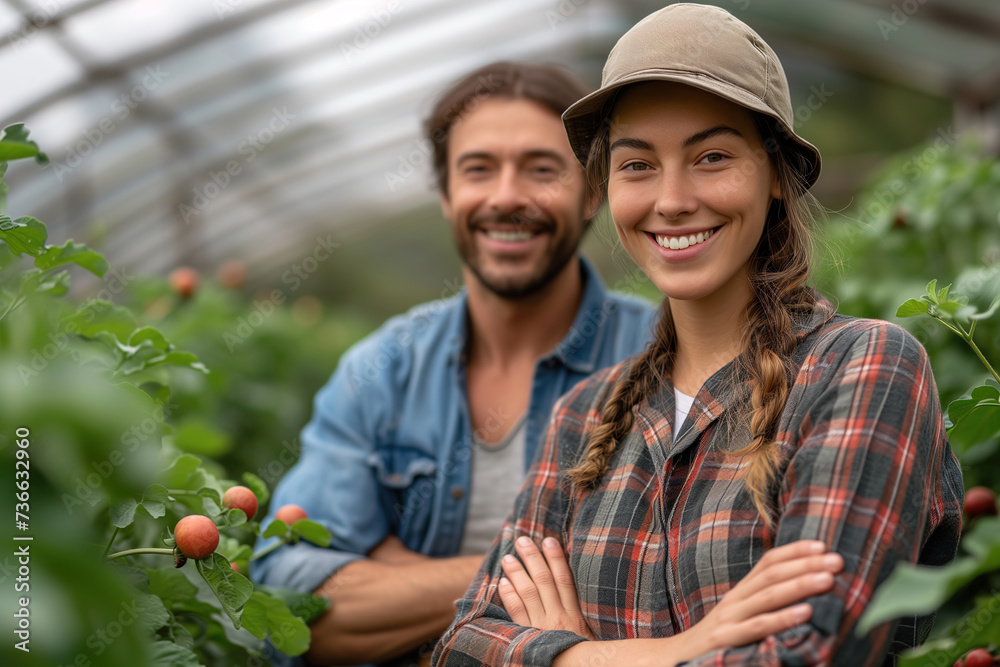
[230, 562, 241, 574]
[274, 504, 308, 525]
[954, 660, 964, 667]
[217, 260, 246, 289]
[174, 515, 219, 559]
[169, 267, 199, 299]
[223, 485, 259, 520]
[964, 487, 998, 518]
[964, 649, 994, 667]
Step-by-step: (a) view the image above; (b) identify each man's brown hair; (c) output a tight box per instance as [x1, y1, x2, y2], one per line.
[424, 61, 590, 195]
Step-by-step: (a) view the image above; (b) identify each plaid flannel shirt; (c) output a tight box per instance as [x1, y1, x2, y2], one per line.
[433, 298, 965, 667]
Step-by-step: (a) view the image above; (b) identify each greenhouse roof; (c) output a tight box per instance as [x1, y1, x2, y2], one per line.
[1, 0, 998, 278]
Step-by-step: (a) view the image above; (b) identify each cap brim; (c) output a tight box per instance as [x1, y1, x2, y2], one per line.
[562, 70, 821, 188]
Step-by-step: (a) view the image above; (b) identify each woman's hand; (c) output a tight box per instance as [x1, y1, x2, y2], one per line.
[497, 535, 596, 639]
[679, 539, 843, 659]
[551, 539, 845, 667]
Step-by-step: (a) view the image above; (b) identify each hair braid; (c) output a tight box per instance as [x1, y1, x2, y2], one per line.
[573, 109, 823, 523]
[567, 300, 675, 488]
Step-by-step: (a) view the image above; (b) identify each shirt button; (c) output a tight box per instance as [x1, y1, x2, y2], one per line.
[387, 473, 403, 485]
[451, 486, 464, 500]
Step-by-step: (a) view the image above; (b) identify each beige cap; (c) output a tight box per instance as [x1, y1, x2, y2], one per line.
[562, 3, 821, 187]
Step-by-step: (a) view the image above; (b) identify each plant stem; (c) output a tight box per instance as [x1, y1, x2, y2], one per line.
[965, 335, 1000, 386]
[933, 316, 967, 340]
[106, 547, 175, 560]
[934, 315, 1000, 386]
[250, 538, 289, 562]
[102, 526, 120, 559]
[0, 295, 25, 322]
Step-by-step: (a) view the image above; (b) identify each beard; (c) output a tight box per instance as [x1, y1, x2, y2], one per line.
[455, 211, 585, 300]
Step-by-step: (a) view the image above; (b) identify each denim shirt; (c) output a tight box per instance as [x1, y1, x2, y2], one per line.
[250, 256, 656, 665]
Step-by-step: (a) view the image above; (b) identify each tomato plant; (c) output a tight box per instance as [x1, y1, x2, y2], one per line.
[0, 125, 333, 666]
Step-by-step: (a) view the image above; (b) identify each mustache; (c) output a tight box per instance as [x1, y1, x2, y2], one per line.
[469, 212, 554, 231]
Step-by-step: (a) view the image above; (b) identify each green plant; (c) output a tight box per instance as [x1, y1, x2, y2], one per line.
[0, 125, 331, 666]
[857, 280, 1000, 665]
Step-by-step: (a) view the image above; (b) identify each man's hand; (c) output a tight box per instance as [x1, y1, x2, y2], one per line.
[303, 538, 482, 666]
[497, 535, 595, 639]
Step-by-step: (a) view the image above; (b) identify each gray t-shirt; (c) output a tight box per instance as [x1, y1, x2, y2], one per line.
[458, 415, 528, 556]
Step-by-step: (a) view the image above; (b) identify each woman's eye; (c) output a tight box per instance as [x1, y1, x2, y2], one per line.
[623, 162, 649, 172]
[701, 153, 727, 164]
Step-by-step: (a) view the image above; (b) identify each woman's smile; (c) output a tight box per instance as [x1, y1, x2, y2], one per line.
[607, 82, 780, 305]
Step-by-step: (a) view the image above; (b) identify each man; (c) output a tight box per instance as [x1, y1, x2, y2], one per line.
[251, 61, 656, 667]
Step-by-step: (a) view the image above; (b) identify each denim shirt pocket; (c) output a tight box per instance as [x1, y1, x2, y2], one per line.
[366, 444, 438, 546]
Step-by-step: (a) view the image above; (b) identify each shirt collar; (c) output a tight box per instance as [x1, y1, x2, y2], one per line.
[546, 255, 611, 374]
[647, 292, 838, 455]
[444, 255, 610, 372]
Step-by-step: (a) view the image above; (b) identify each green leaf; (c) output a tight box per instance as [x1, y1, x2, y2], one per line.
[174, 419, 232, 457]
[0, 216, 47, 256]
[897, 590, 1000, 666]
[146, 568, 217, 617]
[36, 270, 70, 296]
[195, 553, 254, 629]
[217, 537, 253, 565]
[262, 519, 289, 539]
[160, 453, 201, 488]
[110, 498, 139, 528]
[242, 471, 270, 506]
[925, 279, 939, 303]
[156, 350, 209, 373]
[63, 300, 137, 342]
[135, 593, 173, 634]
[182, 465, 223, 502]
[138, 483, 169, 519]
[257, 585, 330, 625]
[241, 591, 311, 655]
[291, 519, 332, 547]
[0, 162, 8, 213]
[946, 383, 1000, 452]
[968, 293, 1000, 321]
[129, 326, 170, 351]
[0, 124, 48, 163]
[857, 516, 1000, 635]
[149, 640, 202, 667]
[221, 507, 248, 528]
[34, 239, 108, 277]
[895, 299, 929, 318]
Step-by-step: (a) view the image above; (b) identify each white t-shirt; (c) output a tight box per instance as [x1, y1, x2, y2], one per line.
[458, 415, 527, 556]
[674, 387, 695, 442]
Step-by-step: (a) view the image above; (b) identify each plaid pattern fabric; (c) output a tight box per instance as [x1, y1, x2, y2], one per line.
[432, 299, 965, 667]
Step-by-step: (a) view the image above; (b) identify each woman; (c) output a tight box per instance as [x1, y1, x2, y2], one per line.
[433, 4, 964, 666]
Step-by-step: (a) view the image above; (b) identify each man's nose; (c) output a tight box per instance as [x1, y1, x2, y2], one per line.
[485, 165, 530, 215]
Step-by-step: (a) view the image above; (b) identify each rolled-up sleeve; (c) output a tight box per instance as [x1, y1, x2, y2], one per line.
[251, 334, 399, 593]
[682, 322, 964, 666]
